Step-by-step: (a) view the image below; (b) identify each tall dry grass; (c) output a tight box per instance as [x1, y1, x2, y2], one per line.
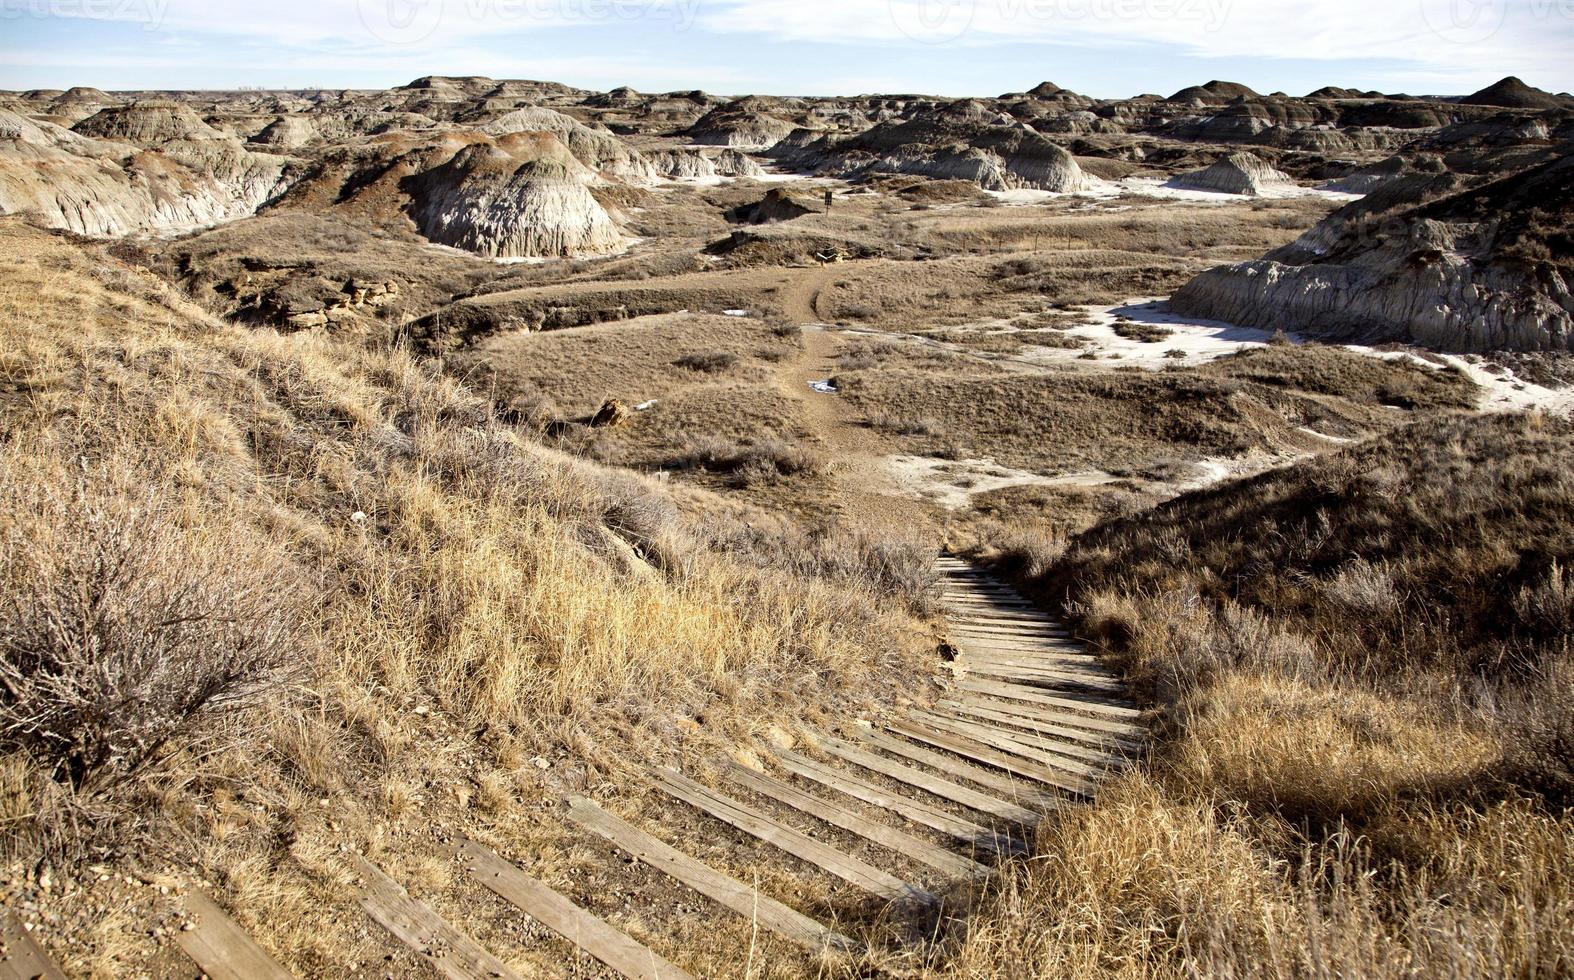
[950, 413, 1574, 978]
[0, 221, 934, 975]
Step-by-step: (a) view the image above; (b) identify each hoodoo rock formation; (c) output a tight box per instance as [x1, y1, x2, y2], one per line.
[407, 133, 622, 258]
[1168, 152, 1296, 195]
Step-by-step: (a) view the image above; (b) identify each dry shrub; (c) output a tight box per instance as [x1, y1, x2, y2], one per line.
[1498, 656, 1574, 808]
[712, 522, 939, 616]
[668, 432, 827, 485]
[674, 350, 741, 373]
[1322, 558, 1401, 614]
[1110, 320, 1173, 343]
[950, 412, 1574, 978]
[0, 477, 304, 796]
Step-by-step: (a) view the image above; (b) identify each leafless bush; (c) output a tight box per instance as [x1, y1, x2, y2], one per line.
[1514, 561, 1574, 640]
[864, 409, 944, 437]
[1499, 658, 1574, 808]
[1323, 559, 1402, 614]
[674, 350, 741, 373]
[1111, 320, 1173, 343]
[713, 523, 939, 614]
[669, 432, 826, 486]
[0, 483, 305, 795]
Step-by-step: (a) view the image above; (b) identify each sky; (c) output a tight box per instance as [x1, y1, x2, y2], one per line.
[1, 0, 1572, 98]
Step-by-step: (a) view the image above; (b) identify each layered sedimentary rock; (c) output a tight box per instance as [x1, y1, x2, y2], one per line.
[1173, 148, 1574, 352]
[251, 114, 318, 149]
[1168, 151, 1296, 195]
[0, 110, 293, 237]
[480, 106, 654, 180]
[783, 108, 1085, 192]
[407, 132, 621, 258]
[73, 100, 228, 144]
[643, 147, 764, 180]
[687, 97, 801, 147]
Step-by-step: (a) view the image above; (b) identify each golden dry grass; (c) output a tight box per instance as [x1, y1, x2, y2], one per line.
[0, 220, 936, 976]
[954, 413, 1574, 979]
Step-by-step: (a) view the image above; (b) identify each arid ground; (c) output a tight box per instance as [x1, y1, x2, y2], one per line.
[1, 74, 1571, 978]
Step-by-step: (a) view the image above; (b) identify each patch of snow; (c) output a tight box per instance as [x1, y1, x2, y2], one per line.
[1008, 299, 1278, 370]
[808, 379, 839, 394]
[1297, 426, 1355, 444]
[634, 399, 659, 411]
[884, 455, 1120, 510]
[723, 309, 750, 317]
[948, 176, 1364, 210]
[1339, 344, 1574, 415]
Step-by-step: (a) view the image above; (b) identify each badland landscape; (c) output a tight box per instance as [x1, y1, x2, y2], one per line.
[0, 0, 1572, 976]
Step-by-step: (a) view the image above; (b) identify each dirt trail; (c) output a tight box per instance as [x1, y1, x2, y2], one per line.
[773, 264, 935, 534]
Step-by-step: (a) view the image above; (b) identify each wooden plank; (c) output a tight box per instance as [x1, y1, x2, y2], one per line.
[566, 797, 855, 953]
[953, 652, 1116, 677]
[951, 689, 1146, 741]
[941, 699, 1142, 752]
[956, 678, 1144, 724]
[946, 605, 1051, 618]
[952, 632, 1079, 647]
[812, 734, 1045, 825]
[913, 711, 1113, 775]
[956, 652, 1115, 679]
[457, 840, 694, 980]
[951, 624, 1076, 640]
[954, 661, 1126, 694]
[174, 889, 296, 980]
[771, 750, 1023, 857]
[887, 718, 1095, 797]
[0, 913, 67, 980]
[351, 854, 521, 980]
[952, 632, 1087, 651]
[948, 693, 1145, 741]
[653, 770, 935, 906]
[725, 763, 988, 879]
[851, 726, 1060, 805]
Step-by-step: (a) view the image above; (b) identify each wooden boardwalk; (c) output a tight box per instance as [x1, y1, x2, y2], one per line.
[36, 558, 1141, 978]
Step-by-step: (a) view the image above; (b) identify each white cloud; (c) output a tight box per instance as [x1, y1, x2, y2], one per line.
[6, 0, 1572, 90]
[696, 0, 1574, 86]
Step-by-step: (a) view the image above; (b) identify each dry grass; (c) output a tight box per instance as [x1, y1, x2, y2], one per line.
[457, 311, 799, 417]
[0, 221, 934, 975]
[833, 342, 1474, 476]
[952, 412, 1574, 978]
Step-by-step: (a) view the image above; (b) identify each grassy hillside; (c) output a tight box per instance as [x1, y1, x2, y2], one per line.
[964, 412, 1574, 976]
[0, 220, 934, 976]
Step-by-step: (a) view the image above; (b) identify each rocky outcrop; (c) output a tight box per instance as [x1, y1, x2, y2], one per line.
[284, 278, 403, 330]
[1167, 80, 1261, 105]
[1462, 77, 1573, 110]
[728, 188, 814, 224]
[251, 115, 317, 149]
[789, 113, 1086, 192]
[1168, 152, 1295, 195]
[687, 98, 800, 148]
[0, 110, 293, 237]
[1172, 148, 1574, 352]
[73, 100, 228, 144]
[407, 133, 621, 258]
[643, 147, 764, 180]
[480, 106, 654, 180]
